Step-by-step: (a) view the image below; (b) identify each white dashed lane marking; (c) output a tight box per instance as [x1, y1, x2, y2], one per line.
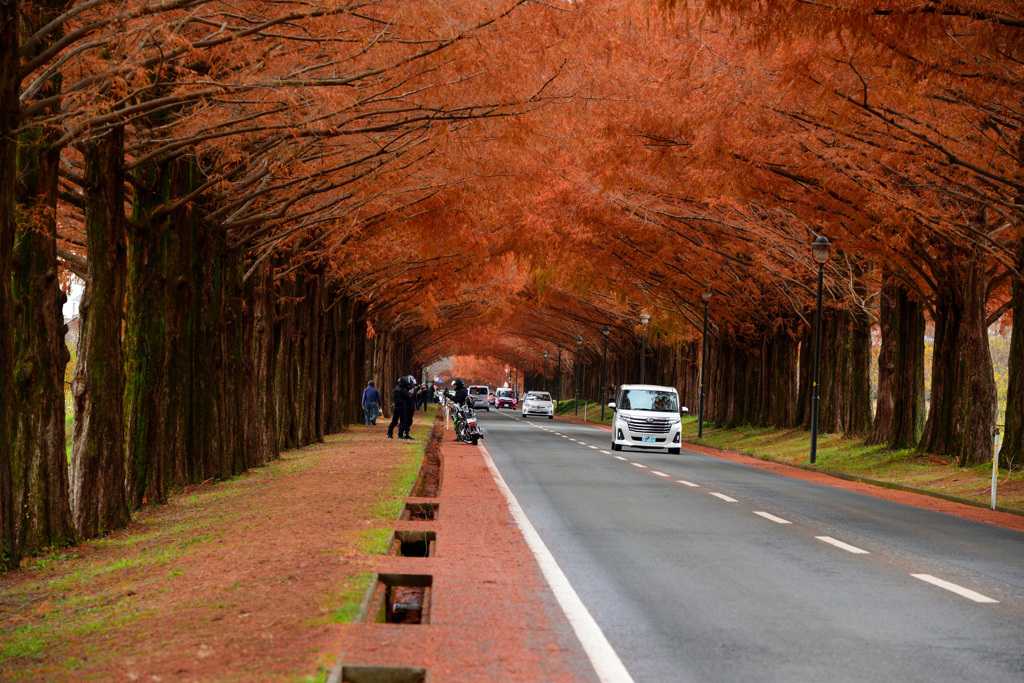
[600, 450, 612, 455]
[677, 480, 699, 487]
[651, 471, 670, 477]
[911, 574, 998, 603]
[709, 492, 738, 502]
[753, 511, 792, 524]
[615, 456, 628, 461]
[631, 463, 648, 469]
[817, 536, 869, 554]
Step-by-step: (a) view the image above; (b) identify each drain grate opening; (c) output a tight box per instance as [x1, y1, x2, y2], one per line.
[371, 573, 433, 625]
[392, 530, 436, 557]
[411, 432, 442, 497]
[401, 502, 438, 521]
[340, 665, 427, 683]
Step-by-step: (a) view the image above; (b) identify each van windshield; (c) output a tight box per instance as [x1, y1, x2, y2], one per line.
[618, 389, 678, 412]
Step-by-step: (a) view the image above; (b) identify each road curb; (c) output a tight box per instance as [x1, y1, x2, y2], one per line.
[682, 438, 1024, 518]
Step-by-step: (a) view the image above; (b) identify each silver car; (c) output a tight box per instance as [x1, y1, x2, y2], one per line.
[468, 385, 490, 411]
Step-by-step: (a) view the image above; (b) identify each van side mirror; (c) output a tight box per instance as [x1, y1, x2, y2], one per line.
[681, 406, 689, 415]
[608, 402, 616, 411]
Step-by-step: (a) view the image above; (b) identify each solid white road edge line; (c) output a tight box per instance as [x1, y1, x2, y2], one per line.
[709, 492, 738, 502]
[479, 444, 635, 683]
[753, 511, 792, 524]
[816, 536, 870, 554]
[911, 574, 998, 603]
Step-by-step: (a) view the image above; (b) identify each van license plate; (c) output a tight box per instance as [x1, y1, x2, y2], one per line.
[642, 436, 656, 443]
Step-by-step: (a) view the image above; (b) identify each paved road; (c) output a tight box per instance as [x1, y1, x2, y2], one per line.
[479, 409, 1024, 683]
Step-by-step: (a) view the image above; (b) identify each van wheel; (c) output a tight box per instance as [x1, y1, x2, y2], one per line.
[669, 447, 680, 455]
[611, 442, 622, 452]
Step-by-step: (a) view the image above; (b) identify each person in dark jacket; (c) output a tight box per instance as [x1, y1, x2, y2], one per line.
[362, 380, 381, 426]
[446, 378, 469, 442]
[398, 375, 417, 439]
[387, 376, 411, 439]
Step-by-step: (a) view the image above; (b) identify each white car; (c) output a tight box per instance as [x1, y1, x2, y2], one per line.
[609, 384, 685, 455]
[521, 391, 554, 419]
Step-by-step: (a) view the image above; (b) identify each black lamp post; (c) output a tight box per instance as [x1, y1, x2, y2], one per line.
[556, 343, 563, 403]
[698, 290, 712, 439]
[542, 350, 548, 391]
[639, 312, 650, 384]
[600, 325, 611, 421]
[574, 334, 583, 416]
[809, 235, 832, 464]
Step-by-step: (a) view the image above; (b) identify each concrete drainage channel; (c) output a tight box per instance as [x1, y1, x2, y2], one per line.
[327, 418, 443, 683]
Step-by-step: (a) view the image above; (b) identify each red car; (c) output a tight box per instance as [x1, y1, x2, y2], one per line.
[495, 389, 517, 409]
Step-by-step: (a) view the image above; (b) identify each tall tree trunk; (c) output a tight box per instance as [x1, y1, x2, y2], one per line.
[889, 285, 926, 450]
[919, 237, 997, 465]
[868, 277, 897, 445]
[845, 303, 873, 436]
[0, 0, 19, 569]
[1002, 238, 1024, 469]
[252, 261, 278, 462]
[11, 98, 75, 555]
[69, 130, 130, 537]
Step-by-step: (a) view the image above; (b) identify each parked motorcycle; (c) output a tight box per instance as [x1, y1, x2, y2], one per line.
[446, 397, 483, 445]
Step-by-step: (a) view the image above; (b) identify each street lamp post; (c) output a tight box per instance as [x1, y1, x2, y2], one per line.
[556, 343, 563, 404]
[574, 335, 583, 416]
[809, 235, 832, 464]
[639, 313, 651, 384]
[600, 325, 611, 422]
[699, 290, 712, 439]
[542, 350, 548, 391]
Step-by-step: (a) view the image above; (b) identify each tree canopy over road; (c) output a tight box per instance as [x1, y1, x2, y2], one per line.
[2, 0, 1022, 569]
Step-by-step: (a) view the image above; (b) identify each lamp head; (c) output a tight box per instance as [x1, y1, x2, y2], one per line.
[543, 350, 548, 359]
[602, 325, 610, 337]
[639, 313, 650, 325]
[700, 290, 712, 303]
[811, 235, 832, 264]
[576, 335, 583, 346]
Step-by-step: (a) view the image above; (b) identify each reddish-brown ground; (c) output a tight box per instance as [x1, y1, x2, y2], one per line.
[4, 413, 1021, 682]
[1, 422, 429, 681]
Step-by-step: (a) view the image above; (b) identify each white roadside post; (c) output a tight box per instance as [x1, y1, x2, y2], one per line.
[992, 427, 1000, 510]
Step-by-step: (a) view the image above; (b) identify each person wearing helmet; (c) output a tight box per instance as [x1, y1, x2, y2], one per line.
[398, 375, 417, 439]
[387, 376, 412, 439]
[448, 378, 468, 406]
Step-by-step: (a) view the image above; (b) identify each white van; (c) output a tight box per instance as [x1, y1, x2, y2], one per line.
[468, 385, 490, 411]
[608, 384, 687, 454]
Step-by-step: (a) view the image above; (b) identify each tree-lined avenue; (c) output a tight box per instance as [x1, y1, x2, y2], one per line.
[2, 1, 1023, 576]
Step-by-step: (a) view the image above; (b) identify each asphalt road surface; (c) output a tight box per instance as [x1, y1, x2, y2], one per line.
[479, 409, 1024, 683]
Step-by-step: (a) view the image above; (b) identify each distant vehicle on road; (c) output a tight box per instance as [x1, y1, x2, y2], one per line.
[521, 391, 554, 419]
[468, 385, 491, 411]
[608, 384, 686, 454]
[495, 388, 517, 409]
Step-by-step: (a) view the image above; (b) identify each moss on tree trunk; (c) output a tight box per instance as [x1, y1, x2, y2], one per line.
[12, 90, 75, 554]
[0, 0, 18, 570]
[69, 130, 129, 537]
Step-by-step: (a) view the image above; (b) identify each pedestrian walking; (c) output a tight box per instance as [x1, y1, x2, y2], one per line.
[362, 380, 381, 426]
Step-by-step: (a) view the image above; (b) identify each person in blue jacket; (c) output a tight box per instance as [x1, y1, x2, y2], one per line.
[362, 380, 382, 426]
